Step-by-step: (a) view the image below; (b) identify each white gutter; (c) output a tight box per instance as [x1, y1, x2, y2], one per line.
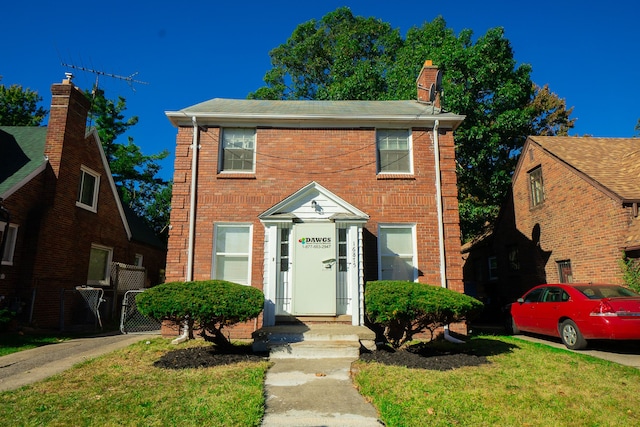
[433, 120, 447, 289]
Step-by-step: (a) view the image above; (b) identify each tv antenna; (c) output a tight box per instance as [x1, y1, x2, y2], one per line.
[61, 62, 148, 92]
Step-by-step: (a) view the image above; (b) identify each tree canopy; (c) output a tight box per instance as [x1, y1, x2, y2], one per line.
[0, 79, 48, 126]
[86, 88, 171, 240]
[250, 8, 575, 241]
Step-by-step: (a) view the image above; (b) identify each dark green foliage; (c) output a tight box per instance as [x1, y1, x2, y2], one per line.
[365, 280, 483, 348]
[251, 9, 576, 242]
[85, 88, 171, 240]
[136, 280, 264, 347]
[0, 308, 16, 331]
[0, 81, 47, 126]
[619, 252, 640, 293]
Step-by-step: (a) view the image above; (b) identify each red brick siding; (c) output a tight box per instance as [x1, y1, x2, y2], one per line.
[2, 82, 166, 328]
[166, 124, 463, 338]
[513, 143, 629, 284]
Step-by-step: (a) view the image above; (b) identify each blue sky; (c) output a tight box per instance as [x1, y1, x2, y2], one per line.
[3, 1, 639, 180]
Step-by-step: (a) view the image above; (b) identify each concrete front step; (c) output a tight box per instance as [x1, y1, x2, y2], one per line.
[269, 340, 361, 359]
[252, 324, 376, 357]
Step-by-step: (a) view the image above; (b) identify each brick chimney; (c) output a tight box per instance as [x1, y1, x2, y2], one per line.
[416, 60, 442, 108]
[44, 74, 91, 177]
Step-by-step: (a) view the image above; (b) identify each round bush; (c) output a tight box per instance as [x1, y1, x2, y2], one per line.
[136, 280, 264, 345]
[365, 280, 483, 348]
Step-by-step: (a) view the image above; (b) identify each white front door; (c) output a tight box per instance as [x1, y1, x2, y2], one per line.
[292, 222, 336, 315]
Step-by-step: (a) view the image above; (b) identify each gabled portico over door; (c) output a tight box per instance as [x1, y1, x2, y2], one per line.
[259, 182, 369, 326]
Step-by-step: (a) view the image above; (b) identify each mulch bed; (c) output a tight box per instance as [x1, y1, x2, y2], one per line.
[155, 342, 489, 371]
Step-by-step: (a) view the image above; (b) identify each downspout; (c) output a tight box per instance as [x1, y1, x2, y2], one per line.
[173, 115, 199, 344]
[433, 120, 447, 289]
[433, 120, 464, 344]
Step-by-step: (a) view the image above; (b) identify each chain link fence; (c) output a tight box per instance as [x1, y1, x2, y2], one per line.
[120, 289, 161, 334]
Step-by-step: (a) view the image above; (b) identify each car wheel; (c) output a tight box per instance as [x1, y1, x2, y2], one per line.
[560, 320, 587, 350]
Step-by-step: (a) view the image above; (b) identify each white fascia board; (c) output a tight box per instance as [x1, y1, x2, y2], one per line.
[166, 111, 464, 130]
[0, 160, 48, 200]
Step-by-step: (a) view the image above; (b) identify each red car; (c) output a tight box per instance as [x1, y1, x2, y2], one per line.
[509, 283, 640, 350]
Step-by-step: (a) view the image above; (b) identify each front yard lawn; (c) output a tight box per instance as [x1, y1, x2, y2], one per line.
[353, 335, 640, 426]
[0, 338, 270, 427]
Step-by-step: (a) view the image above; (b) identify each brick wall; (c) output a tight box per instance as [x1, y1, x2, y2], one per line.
[2, 80, 166, 328]
[166, 123, 463, 337]
[512, 142, 629, 284]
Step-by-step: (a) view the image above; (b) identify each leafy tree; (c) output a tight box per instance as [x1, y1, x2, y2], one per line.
[250, 9, 575, 241]
[365, 280, 483, 348]
[86, 88, 171, 238]
[136, 280, 264, 347]
[619, 252, 640, 293]
[530, 84, 575, 136]
[635, 119, 640, 137]
[249, 7, 402, 100]
[0, 79, 48, 126]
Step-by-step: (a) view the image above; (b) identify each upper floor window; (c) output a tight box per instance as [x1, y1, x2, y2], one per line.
[377, 129, 412, 174]
[77, 166, 100, 212]
[0, 223, 18, 265]
[221, 128, 256, 172]
[528, 166, 544, 207]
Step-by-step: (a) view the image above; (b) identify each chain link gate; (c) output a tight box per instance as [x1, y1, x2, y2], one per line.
[120, 290, 161, 334]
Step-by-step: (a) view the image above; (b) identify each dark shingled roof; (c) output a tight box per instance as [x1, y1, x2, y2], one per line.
[0, 126, 48, 196]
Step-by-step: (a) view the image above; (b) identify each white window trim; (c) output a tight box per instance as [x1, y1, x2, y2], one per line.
[376, 128, 414, 175]
[87, 243, 113, 286]
[377, 223, 418, 282]
[212, 223, 253, 285]
[134, 253, 144, 267]
[76, 165, 100, 212]
[219, 128, 257, 174]
[1, 223, 18, 266]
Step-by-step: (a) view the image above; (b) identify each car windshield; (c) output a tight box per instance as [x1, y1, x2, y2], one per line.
[574, 285, 640, 299]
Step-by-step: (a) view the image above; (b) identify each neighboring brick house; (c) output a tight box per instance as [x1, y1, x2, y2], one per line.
[462, 136, 640, 321]
[0, 76, 167, 329]
[164, 61, 466, 337]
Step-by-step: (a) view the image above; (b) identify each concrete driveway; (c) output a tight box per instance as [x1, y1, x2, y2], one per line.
[515, 334, 640, 369]
[0, 332, 158, 392]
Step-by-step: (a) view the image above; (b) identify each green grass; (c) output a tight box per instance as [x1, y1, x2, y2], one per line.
[352, 335, 640, 427]
[0, 338, 270, 427]
[0, 332, 73, 356]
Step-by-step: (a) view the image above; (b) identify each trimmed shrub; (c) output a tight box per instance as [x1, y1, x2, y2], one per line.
[365, 280, 483, 348]
[136, 280, 264, 347]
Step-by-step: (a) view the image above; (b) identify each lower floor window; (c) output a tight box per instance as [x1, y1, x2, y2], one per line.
[557, 260, 573, 283]
[213, 224, 252, 285]
[87, 244, 113, 286]
[378, 224, 416, 281]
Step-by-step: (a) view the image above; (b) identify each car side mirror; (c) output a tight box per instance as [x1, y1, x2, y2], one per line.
[517, 298, 524, 304]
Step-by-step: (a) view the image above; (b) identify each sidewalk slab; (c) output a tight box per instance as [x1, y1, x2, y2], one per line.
[261, 357, 383, 427]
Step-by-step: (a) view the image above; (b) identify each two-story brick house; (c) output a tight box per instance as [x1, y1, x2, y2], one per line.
[0, 76, 167, 329]
[164, 61, 466, 336]
[463, 136, 640, 320]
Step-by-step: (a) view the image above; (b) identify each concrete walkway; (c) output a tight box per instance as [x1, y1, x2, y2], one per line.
[0, 333, 157, 392]
[515, 334, 640, 369]
[262, 357, 383, 427]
